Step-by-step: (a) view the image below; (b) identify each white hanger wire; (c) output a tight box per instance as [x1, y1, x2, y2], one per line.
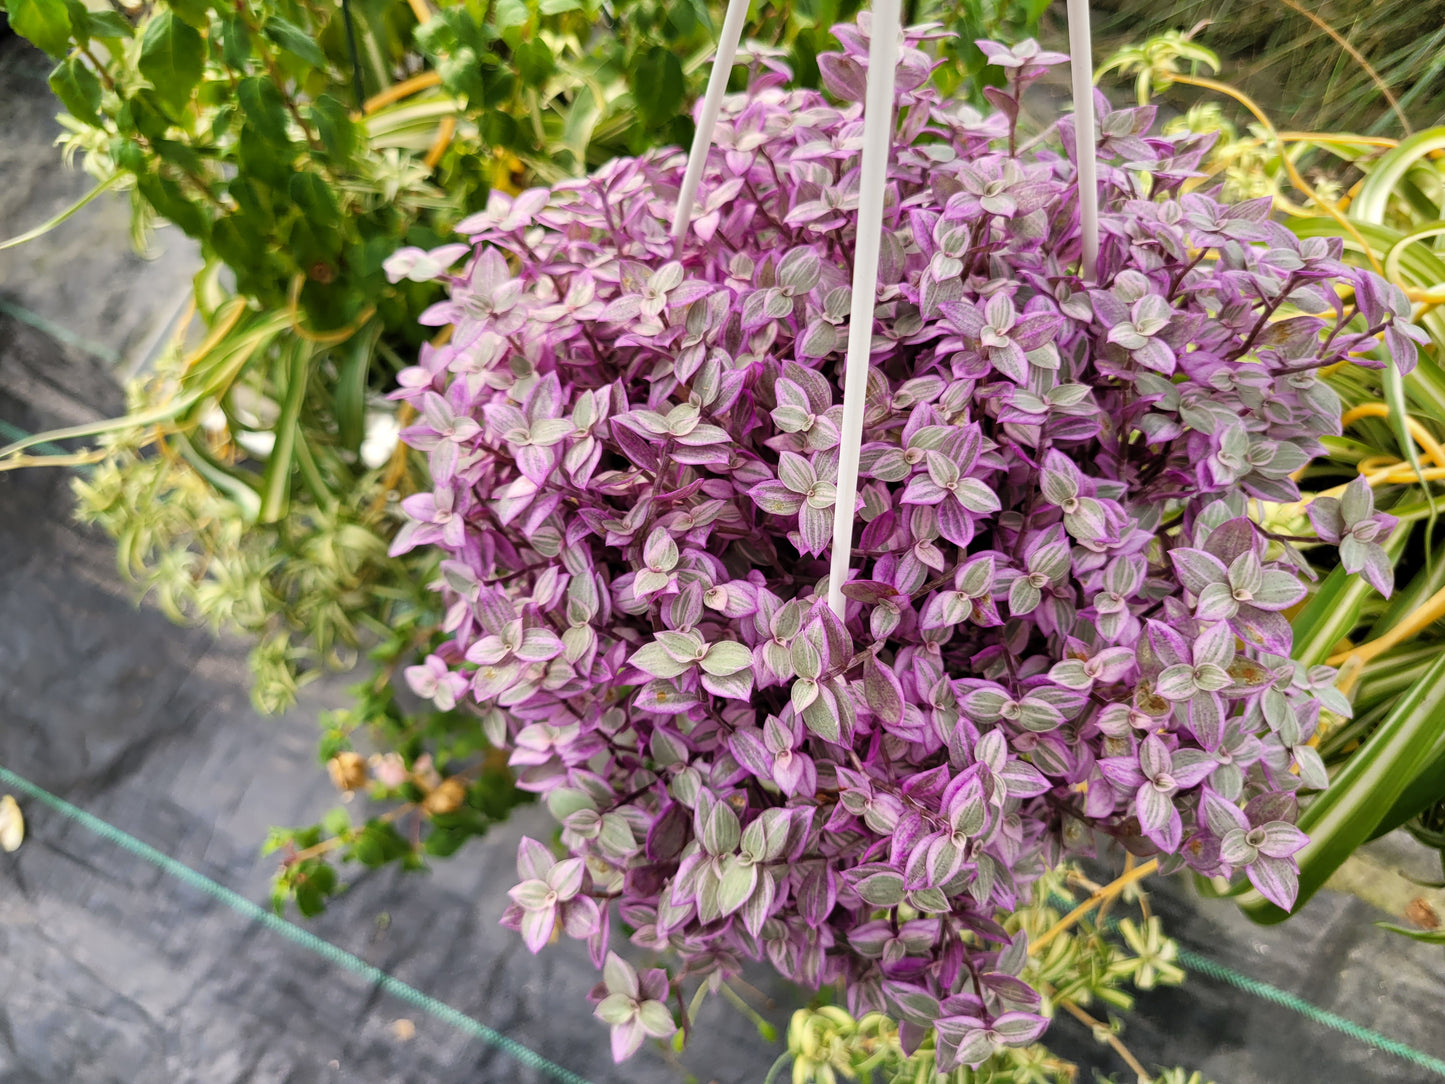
[1067, 0, 1099, 281]
[826, 0, 902, 618]
[669, 0, 752, 247]
[671, 1, 1098, 620]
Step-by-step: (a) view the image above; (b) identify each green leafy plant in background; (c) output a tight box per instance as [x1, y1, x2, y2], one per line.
[910, 0, 1051, 109]
[770, 866, 1207, 1084]
[1089, 0, 1445, 135]
[1098, 30, 1445, 930]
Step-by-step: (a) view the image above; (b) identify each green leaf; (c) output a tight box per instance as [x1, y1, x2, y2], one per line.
[258, 340, 312, 523]
[307, 94, 357, 163]
[1368, 536, 1445, 639]
[7, 0, 73, 57]
[1375, 922, 1445, 944]
[1352, 128, 1445, 226]
[1383, 361, 1437, 561]
[514, 38, 555, 84]
[494, 0, 529, 30]
[210, 214, 259, 276]
[218, 14, 253, 70]
[237, 75, 292, 146]
[262, 15, 327, 69]
[62, 0, 88, 43]
[121, 90, 172, 141]
[134, 170, 210, 238]
[151, 137, 205, 175]
[288, 171, 341, 230]
[322, 806, 351, 837]
[1367, 727, 1445, 841]
[295, 883, 325, 916]
[165, 0, 212, 29]
[139, 11, 204, 116]
[632, 46, 684, 130]
[334, 319, 378, 456]
[437, 47, 487, 104]
[1240, 652, 1445, 924]
[236, 124, 297, 188]
[424, 826, 471, 857]
[539, 0, 583, 12]
[351, 820, 412, 867]
[81, 8, 133, 39]
[48, 57, 103, 127]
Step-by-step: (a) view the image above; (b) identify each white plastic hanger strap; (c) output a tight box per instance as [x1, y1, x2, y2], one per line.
[1067, 0, 1099, 281]
[826, 0, 902, 618]
[670, 0, 751, 247]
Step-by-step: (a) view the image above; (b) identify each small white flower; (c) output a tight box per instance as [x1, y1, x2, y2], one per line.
[382, 244, 471, 284]
[360, 411, 402, 470]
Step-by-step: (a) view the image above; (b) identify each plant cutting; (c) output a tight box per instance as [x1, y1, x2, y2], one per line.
[385, 12, 1418, 1067]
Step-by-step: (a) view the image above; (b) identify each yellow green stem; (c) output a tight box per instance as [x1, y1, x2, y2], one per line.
[1341, 402, 1445, 469]
[1327, 581, 1445, 666]
[1029, 859, 1158, 956]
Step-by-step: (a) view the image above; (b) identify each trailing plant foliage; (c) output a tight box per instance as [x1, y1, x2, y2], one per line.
[387, 20, 1412, 1065]
[0, 0, 882, 910]
[2, 0, 780, 712]
[773, 866, 1202, 1084]
[1098, 32, 1445, 925]
[907, 0, 1052, 112]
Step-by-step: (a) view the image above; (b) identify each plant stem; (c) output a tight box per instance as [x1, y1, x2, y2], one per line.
[719, 981, 773, 1036]
[285, 802, 412, 864]
[1058, 999, 1152, 1083]
[77, 43, 119, 92]
[0, 449, 109, 472]
[1328, 580, 1445, 666]
[762, 1053, 793, 1084]
[1096, 851, 1134, 927]
[1030, 858, 1158, 955]
[1341, 401, 1445, 467]
[249, 26, 326, 155]
[362, 71, 444, 116]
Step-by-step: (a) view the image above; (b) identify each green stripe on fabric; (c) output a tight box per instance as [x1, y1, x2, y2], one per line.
[1176, 947, 1445, 1077]
[0, 764, 595, 1084]
[0, 297, 121, 365]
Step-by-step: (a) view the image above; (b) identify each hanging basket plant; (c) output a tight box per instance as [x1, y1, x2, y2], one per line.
[384, 17, 1416, 1069]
